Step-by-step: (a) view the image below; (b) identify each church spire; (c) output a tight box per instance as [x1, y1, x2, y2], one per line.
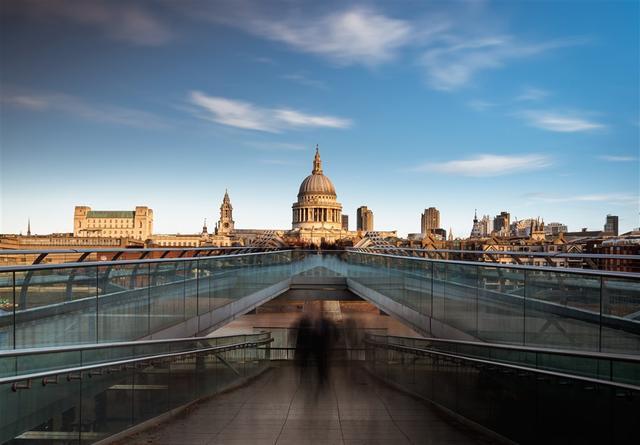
[217, 189, 234, 235]
[27, 218, 31, 237]
[312, 144, 323, 174]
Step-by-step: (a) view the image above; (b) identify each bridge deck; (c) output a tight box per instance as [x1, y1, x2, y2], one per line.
[122, 364, 498, 445]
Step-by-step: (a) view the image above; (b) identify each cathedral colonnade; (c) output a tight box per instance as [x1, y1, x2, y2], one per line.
[292, 206, 341, 223]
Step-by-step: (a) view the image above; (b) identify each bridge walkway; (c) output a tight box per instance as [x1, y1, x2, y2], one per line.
[123, 364, 498, 445]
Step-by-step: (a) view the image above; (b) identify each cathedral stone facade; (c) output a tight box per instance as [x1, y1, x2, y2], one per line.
[68, 146, 370, 248]
[290, 146, 346, 244]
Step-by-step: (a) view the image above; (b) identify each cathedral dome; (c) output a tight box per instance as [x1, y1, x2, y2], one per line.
[292, 145, 343, 237]
[298, 173, 336, 196]
[297, 147, 336, 197]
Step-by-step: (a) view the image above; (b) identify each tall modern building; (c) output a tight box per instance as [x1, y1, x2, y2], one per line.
[493, 211, 511, 235]
[420, 207, 440, 235]
[604, 214, 619, 235]
[74, 206, 153, 240]
[341, 215, 349, 231]
[357, 206, 374, 232]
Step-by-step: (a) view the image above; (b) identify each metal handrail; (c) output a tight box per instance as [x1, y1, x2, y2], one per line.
[0, 337, 273, 386]
[363, 334, 640, 363]
[352, 246, 640, 260]
[3, 246, 634, 260]
[0, 333, 270, 358]
[0, 247, 282, 256]
[1, 248, 638, 277]
[346, 250, 640, 278]
[364, 337, 640, 392]
[0, 249, 295, 272]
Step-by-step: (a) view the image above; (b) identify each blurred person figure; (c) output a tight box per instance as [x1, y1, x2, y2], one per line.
[312, 302, 338, 388]
[293, 313, 313, 378]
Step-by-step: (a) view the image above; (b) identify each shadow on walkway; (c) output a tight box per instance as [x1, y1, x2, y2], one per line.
[123, 364, 501, 445]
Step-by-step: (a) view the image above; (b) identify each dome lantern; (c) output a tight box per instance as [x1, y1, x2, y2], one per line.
[312, 144, 323, 174]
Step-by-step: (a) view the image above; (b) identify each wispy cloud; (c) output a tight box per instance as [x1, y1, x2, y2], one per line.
[282, 73, 328, 90]
[421, 36, 584, 91]
[527, 193, 638, 205]
[516, 87, 550, 101]
[214, 6, 415, 66]
[247, 142, 307, 151]
[598, 155, 638, 162]
[190, 3, 583, 90]
[519, 110, 605, 132]
[14, 0, 172, 46]
[1, 89, 167, 128]
[259, 159, 299, 165]
[189, 91, 352, 133]
[467, 100, 496, 111]
[414, 154, 552, 177]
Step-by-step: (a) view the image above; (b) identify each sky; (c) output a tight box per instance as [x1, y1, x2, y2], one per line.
[1, 0, 638, 237]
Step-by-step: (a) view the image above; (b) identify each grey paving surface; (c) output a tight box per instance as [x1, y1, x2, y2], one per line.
[125, 365, 499, 445]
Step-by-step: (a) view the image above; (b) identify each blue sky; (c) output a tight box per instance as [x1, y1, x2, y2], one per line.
[1, 0, 638, 237]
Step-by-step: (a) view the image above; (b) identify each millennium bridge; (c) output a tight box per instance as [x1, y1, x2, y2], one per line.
[0, 248, 638, 444]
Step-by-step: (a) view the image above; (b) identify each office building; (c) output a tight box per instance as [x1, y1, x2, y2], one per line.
[420, 207, 440, 235]
[604, 214, 619, 236]
[357, 206, 374, 232]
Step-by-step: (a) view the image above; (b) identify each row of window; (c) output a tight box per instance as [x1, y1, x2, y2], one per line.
[157, 241, 199, 246]
[78, 220, 146, 229]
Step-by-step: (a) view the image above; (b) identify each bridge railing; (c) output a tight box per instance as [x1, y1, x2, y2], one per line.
[364, 334, 639, 445]
[0, 246, 286, 267]
[0, 250, 299, 350]
[0, 333, 273, 444]
[350, 246, 640, 271]
[2, 249, 639, 356]
[344, 251, 640, 355]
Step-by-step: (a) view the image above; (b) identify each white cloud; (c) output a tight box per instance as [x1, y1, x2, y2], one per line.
[17, 0, 172, 46]
[598, 155, 637, 162]
[221, 7, 415, 66]
[190, 3, 581, 89]
[421, 36, 584, 91]
[189, 91, 352, 133]
[415, 154, 552, 176]
[1, 89, 167, 128]
[520, 110, 605, 132]
[516, 87, 549, 101]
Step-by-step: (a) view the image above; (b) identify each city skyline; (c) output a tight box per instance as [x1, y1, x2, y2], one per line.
[1, 0, 638, 237]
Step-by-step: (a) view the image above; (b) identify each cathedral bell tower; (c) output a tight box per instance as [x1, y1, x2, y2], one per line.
[216, 189, 234, 235]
